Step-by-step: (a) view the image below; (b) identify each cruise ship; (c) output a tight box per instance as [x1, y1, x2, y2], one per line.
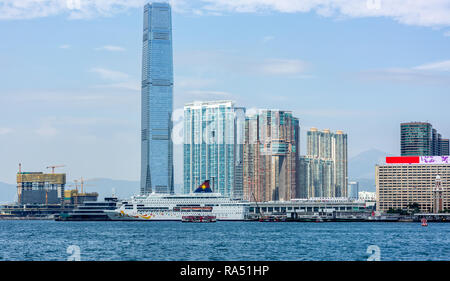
[104, 180, 249, 221]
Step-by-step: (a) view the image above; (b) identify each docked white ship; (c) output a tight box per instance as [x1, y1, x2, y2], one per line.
[104, 181, 249, 221]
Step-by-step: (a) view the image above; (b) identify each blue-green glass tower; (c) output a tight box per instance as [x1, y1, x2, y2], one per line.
[141, 2, 174, 195]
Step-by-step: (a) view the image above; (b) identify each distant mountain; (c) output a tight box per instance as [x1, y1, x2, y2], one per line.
[0, 179, 183, 204]
[349, 149, 391, 192]
[67, 179, 184, 201]
[68, 178, 139, 201]
[0, 182, 17, 204]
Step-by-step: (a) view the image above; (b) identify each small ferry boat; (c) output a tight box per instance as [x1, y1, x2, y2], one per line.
[56, 196, 120, 221]
[182, 215, 216, 223]
[258, 215, 287, 222]
[421, 217, 428, 227]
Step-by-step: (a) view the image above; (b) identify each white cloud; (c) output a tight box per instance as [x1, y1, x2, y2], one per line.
[89, 67, 129, 80]
[95, 45, 126, 52]
[201, 0, 450, 27]
[59, 44, 71, 49]
[444, 31, 450, 37]
[262, 35, 275, 43]
[413, 60, 450, 72]
[360, 59, 450, 84]
[35, 124, 58, 137]
[1, 1, 450, 28]
[259, 59, 307, 75]
[0, 128, 12, 135]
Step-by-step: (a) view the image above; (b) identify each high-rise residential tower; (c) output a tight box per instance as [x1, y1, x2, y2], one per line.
[243, 110, 300, 202]
[333, 130, 348, 197]
[141, 2, 174, 195]
[183, 101, 245, 198]
[299, 128, 348, 198]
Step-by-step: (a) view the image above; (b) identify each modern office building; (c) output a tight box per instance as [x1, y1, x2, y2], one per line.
[401, 122, 432, 156]
[432, 129, 442, 156]
[17, 170, 66, 205]
[140, 2, 174, 195]
[243, 110, 300, 202]
[376, 156, 450, 213]
[299, 128, 348, 198]
[400, 122, 448, 156]
[348, 181, 359, 199]
[441, 139, 450, 156]
[183, 101, 245, 198]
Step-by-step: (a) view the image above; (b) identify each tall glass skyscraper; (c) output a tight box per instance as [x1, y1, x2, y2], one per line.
[400, 122, 449, 156]
[183, 101, 245, 198]
[400, 122, 433, 156]
[141, 2, 174, 195]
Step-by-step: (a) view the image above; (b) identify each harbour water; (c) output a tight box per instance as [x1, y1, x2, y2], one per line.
[0, 221, 448, 261]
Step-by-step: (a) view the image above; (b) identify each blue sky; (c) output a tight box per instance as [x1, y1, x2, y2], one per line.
[1, 0, 450, 185]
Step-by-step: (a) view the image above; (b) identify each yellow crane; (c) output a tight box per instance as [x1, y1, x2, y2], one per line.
[70, 177, 99, 194]
[46, 165, 65, 173]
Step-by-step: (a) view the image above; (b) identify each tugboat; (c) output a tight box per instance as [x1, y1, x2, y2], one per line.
[421, 217, 428, 227]
[182, 215, 216, 223]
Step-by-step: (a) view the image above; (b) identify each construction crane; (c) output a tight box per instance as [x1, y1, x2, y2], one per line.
[72, 177, 98, 194]
[46, 165, 65, 173]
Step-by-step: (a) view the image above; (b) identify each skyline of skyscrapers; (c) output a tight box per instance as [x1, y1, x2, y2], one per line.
[183, 101, 245, 198]
[140, 2, 174, 195]
[130, 3, 443, 203]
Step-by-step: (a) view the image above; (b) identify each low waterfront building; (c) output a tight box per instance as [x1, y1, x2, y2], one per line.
[248, 197, 372, 219]
[358, 191, 376, 202]
[376, 156, 450, 213]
